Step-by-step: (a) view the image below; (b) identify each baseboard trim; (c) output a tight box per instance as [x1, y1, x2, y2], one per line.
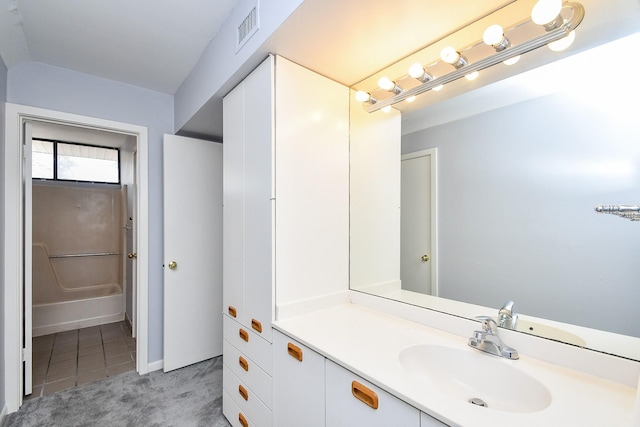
[1, 403, 8, 424]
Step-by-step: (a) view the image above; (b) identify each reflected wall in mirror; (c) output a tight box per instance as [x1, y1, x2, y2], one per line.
[350, 32, 640, 361]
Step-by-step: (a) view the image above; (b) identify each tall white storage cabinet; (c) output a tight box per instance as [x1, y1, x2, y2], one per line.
[222, 55, 349, 427]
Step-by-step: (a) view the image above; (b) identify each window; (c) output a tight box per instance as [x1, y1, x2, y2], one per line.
[32, 139, 120, 184]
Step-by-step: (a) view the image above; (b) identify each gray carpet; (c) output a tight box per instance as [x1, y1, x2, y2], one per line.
[5, 356, 231, 427]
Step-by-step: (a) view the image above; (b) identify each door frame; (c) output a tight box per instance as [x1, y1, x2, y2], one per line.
[3, 103, 150, 412]
[401, 148, 438, 296]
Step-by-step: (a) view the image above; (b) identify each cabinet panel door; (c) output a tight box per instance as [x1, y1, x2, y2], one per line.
[243, 56, 275, 343]
[273, 330, 325, 427]
[421, 412, 450, 427]
[325, 359, 420, 427]
[223, 82, 245, 323]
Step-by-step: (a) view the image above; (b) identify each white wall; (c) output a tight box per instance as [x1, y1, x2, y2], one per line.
[401, 38, 640, 336]
[174, 0, 303, 133]
[350, 94, 401, 291]
[0, 53, 7, 416]
[7, 62, 173, 363]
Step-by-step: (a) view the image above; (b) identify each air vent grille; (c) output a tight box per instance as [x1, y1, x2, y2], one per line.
[237, 4, 259, 52]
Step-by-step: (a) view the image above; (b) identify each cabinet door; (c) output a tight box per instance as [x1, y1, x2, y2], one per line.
[243, 56, 275, 342]
[421, 412, 450, 427]
[222, 82, 245, 323]
[273, 330, 325, 427]
[326, 359, 420, 427]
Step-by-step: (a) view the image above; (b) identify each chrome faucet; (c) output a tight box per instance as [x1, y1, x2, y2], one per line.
[468, 316, 519, 360]
[498, 300, 518, 330]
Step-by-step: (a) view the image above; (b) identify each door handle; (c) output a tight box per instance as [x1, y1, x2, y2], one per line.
[421, 255, 430, 262]
[128, 253, 137, 259]
[168, 261, 177, 270]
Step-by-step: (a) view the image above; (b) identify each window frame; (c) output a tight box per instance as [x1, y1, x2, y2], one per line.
[32, 138, 121, 185]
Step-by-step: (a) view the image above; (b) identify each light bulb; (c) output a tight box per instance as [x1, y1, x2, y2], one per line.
[378, 76, 395, 91]
[531, 0, 563, 27]
[355, 91, 370, 103]
[432, 85, 444, 92]
[465, 71, 479, 81]
[381, 106, 392, 113]
[483, 24, 505, 46]
[405, 96, 416, 103]
[440, 47, 460, 64]
[408, 63, 425, 79]
[503, 55, 521, 65]
[548, 30, 575, 51]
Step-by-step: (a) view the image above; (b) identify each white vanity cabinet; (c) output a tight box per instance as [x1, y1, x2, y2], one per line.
[273, 328, 450, 427]
[222, 55, 275, 427]
[421, 412, 450, 426]
[222, 55, 274, 342]
[272, 330, 325, 427]
[325, 359, 421, 427]
[222, 53, 349, 427]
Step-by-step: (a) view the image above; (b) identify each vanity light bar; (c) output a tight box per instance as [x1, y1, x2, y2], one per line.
[594, 205, 640, 222]
[359, 1, 585, 113]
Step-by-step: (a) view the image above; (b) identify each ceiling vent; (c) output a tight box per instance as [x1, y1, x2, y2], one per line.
[236, 2, 259, 52]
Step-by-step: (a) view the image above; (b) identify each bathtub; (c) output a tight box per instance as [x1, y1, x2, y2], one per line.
[33, 293, 125, 337]
[32, 242, 125, 336]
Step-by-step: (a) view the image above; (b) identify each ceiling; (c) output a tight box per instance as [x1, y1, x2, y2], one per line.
[180, 0, 519, 139]
[0, 0, 518, 138]
[0, 0, 237, 94]
[2, 0, 636, 140]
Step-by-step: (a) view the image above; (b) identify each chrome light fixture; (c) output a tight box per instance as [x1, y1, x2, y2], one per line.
[355, 0, 585, 113]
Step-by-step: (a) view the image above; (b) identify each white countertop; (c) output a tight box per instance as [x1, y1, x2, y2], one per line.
[273, 303, 637, 427]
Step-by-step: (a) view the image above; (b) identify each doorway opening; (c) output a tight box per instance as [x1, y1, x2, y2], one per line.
[28, 122, 137, 397]
[400, 148, 438, 296]
[3, 103, 150, 413]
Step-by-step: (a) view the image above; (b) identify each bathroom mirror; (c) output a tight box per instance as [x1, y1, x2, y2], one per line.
[349, 31, 640, 361]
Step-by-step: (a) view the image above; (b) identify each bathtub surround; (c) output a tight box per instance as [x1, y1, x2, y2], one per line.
[31, 182, 126, 336]
[5, 356, 228, 427]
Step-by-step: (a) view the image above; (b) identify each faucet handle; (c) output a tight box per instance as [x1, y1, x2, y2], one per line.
[475, 316, 498, 333]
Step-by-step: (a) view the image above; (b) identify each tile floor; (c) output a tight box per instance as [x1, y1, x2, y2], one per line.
[29, 320, 136, 399]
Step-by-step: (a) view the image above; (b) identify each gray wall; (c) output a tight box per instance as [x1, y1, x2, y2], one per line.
[7, 61, 174, 363]
[402, 85, 640, 337]
[174, 0, 303, 137]
[0, 54, 7, 415]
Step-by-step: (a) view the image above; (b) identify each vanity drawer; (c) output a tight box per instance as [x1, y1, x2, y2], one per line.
[325, 359, 420, 427]
[224, 315, 273, 374]
[224, 364, 272, 427]
[224, 338, 272, 408]
[223, 390, 255, 427]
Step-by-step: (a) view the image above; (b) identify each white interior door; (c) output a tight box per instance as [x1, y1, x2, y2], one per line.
[23, 121, 33, 395]
[401, 149, 437, 295]
[163, 134, 223, 372]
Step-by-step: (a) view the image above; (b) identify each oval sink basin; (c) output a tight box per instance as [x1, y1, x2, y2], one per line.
[399, 344, 551, 413]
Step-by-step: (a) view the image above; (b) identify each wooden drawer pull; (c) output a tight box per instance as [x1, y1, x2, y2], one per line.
[239, 328, 249, 342]
[228, 306, 237, 318]
[238, 356, 249, 372]
[238, 384, 249, 401]
[238, 413, 248, 427]
[287, 342, 303, 362]
[352, 381, 379, 410]
[251, 318, 262, 333]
